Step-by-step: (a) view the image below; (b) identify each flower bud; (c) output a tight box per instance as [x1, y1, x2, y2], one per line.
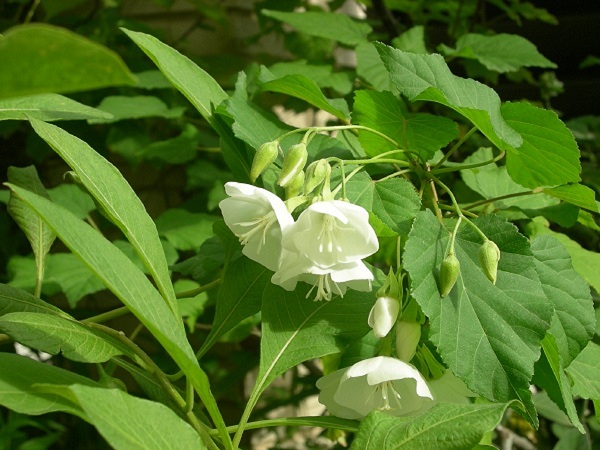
[285, 170, 305, 199]
[479, 239, 500, 284]
[439, 253, 459, 298]
[250, 141, 279, 182]
[368, 296, 400, 338]
[395, 321, 421, 362]
[304, 159, 331, 194]
[278, 143, 308, 188]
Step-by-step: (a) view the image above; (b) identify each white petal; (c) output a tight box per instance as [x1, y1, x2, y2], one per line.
[368, 296, 400, 338]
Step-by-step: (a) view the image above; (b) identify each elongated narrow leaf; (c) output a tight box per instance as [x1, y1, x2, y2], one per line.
[353, 90, 458, 161]
[122, 28, 251, 182]
[256, 280, 379, 397]
[30, 119, 178, 315]
[260, 74, 350, 120]
[446, 33, 556, 73]
[198, 258, 270, 358]
[0, 352, 96, 417]
[46, 385, 206, 450]
[7, 166, 55, 288]
[0, 312, 131, 363]
[0, 94, 113, 121]
[345, 172, 421, 236]
[351, 403, 512, 450]
[0, 24, 136, 99]
[89, 95, 185, 124]
[502, 102, 581, 189]
[376, 44, 522, 149]
[262, 10, 372, 46]
[5, 185, 229, 444]
[403, 211, 552, 425]
[531, 235, 594, 366]
[532, 335, 584, 432]
[0, 283, 66, 317]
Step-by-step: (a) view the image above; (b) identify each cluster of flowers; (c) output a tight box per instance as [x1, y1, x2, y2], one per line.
[219, 179, 474, 420]
[219, 182, 379, 301]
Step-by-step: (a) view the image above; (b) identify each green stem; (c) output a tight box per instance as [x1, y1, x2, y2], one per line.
[24, 0, 41, 23]
[88, 323, 218, 449]
[376, 168, 412, 183]
[0, 334, 11, 345]
[84, 278, 221, 323]
[432, 150, 506, 175]
[438, 203, 479, 218]
[463, 217, 489, 241]
[463, 188, 541, 211]
[34, 258, 44, 299]
[433, 127, 477, 170]
[208, 417, 359, 436]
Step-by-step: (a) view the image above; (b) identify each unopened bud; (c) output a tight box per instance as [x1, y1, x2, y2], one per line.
[304, 159, 330, 194]
[439, 253, 460, 298]
[278, 143, 308, 188]
[285, 170, 305, 199]
[250, 141, 279, 182]
[479, 239, 500, 284]
[368, 296, 400, 338]
[395, 321, 421, 362]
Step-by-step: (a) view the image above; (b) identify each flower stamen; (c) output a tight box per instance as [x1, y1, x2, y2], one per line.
[235, 211, 277, 252]
[317, 216, 343, 253]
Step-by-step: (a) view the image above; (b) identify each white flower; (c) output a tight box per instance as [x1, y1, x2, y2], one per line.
[368, 296, 400, 338]
[316, 356, 433, 420]
[271, 251, 373, 301]
[219, 182, 293, 271]
[281, 200, 378, 269]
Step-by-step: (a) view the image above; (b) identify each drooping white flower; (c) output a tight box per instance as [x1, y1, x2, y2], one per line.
[368, 296, 400, 338]
[281, 200, 378, 269]
[219, 182, 293, 271]
[316, 356, 433, 420]
[271, 251, 373, 301]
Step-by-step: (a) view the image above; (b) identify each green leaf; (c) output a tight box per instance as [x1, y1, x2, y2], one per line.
[227, 72, 292, 149]
[30, 119, 178, 316]
[0, 94, 113, 121]
[565, 342, 600, 399]
[0, 283, 65, 317]
[255, 280, 379, 397]
[392, 25, 427, 54]
[5, 184, 229, 444]
[376, 44, 522, 149]
[502, 102, 581, 189]
[0, 312, 129, 363]
[461, 147, 558, 210]
[356, 42, 396, 92]
[47, 183, 95, 219]
[265, 61, 353, 95]
[139, 123, 200, 164]
[525, 220, 600, 294]
[0, 352, 96, 417]
[134, 70, 173, 90]
[444, 33, 555, 73]
[345, 172, 422, 236]
[353, 90, 458, 161]
[122, 28, 251, 182]
[197, 257, 270, 358]
[532, 334, 584, 432]
[155, 209, 218, 251]
[7, 166, 55, 291]
[543, 184, 599, 213]
[0, 24, 136, 99]
[260, 73, 349, 120]
[404, 211, 552, 425]
[261, 10, 372, 46]
[48, 385, 206, 450]
[351, 403, 512, 450]
[531, 235, 594, 366]
[88, 95, 185, 124]
[45, 253, 106, 307]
